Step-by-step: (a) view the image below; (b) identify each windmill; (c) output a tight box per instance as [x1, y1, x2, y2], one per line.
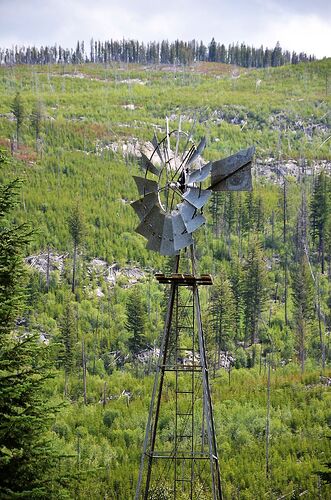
[132, 118, 255, 500]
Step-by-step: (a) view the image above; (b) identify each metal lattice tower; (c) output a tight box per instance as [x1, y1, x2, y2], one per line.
[131, 120, 254, 499]
[135, 250, 222, 499]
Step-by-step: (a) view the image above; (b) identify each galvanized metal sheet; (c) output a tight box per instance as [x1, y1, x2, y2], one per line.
[187, 137, 206, 165]
[182, 187, 211, 209]
[146, 233, 162, 253]
[136, 205, 165, 253]
[177, 201, 206, 233]
[171, 211, 193, 251]
[210, 146, 255, 191]
[152, 132, 164, 163]
[139, 152, 160, 177]
[133, 176, 158, 196]
[135, 219, 153, 239]
[131, 192, 158, 220]
[160, 214, 177, 255]
[213, 164, 252, 191]
[187, 162, 212, 185]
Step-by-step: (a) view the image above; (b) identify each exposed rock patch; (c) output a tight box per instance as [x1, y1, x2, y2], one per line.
[87, 258, 145, 285]
[25, 252, 67, 274]
[26, 253, 146, 288]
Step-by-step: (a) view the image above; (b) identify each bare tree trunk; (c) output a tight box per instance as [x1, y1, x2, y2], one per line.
[103, 381, 107, 408]
[271, 210, 275, 247]
[82, 338, 87, 404]
[72, 243, 77, 293]
[316, 275, 326, 371]
[64, 370, 69, 397]
[46, 246, 50, 292]
[265, 359, 271, 478]
[298, 318, 305, 374]
[283, 182, 289, 329]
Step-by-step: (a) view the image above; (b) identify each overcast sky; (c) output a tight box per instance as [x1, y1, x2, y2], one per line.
[1, 0, 330, 58]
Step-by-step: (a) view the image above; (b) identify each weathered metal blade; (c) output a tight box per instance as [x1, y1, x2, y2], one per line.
[133, 176, 158, 196]
[138, 152, 160, 177]
[187, 137, 206, 165]
[152, 132, 164, 163]
[213, 164, 252, 191]
[182, 187, 211, 209]
[187, 161, 212, 184]
[135, 205, 165, 252]
[210, 146, 255, 191]
[131, 192, 159, 221]
[177, 201, 206, 233]
[171, 211, 194, 251]
[160, 214, 177, 255]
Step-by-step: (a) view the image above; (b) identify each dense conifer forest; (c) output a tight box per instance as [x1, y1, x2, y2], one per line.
[0, 53, 330, 498]
[0, 38, 316, 68]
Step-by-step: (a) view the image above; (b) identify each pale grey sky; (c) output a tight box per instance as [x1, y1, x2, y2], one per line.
[0, 0, 330, 58]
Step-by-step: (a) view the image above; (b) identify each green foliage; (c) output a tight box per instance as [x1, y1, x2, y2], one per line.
[0, 152, 62, 498]
[0, 58, 330, 498]
[126, 286, 147, 355]
[291, 254, 315, 372]
[242, 237, 269, 346]
[209, 267, 235, 366]
[10, 92, 24, 145]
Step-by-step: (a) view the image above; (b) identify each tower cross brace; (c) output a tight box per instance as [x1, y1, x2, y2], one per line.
[135, 247, 222, 500]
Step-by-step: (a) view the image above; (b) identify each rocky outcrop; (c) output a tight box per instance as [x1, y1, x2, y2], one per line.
[25, 253, 146, 288]
[25, 252, 67, 274]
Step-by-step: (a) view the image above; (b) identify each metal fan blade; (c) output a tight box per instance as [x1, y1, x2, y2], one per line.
[136, 205, 165, 252]
[182, 187, 211, 209]
[171, 211, 194, 251]
[210, 146, 255, 191]
[187, 161, 212, 184]
[177, 201, 206, 233]
[213, 164, 252, 191]
[131, 192, 159, 221]
[133, 176, 158, 196]
[187, 137, 206, 166]
[139, 152, 161, 177]
[152, 132, 164, 163]
[160, 214, 177, 256]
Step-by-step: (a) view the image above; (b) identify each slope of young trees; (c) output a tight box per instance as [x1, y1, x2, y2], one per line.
[0, 59, 330, 498]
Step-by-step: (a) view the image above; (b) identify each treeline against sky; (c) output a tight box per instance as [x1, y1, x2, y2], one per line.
[0, 38, 315, 68]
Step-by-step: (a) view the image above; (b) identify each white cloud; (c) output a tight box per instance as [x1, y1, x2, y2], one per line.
[0, 0, 330, 58]
[259, 14, 331, 58]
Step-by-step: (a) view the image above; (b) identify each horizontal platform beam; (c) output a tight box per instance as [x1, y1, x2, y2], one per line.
[155, 273, 213, 285]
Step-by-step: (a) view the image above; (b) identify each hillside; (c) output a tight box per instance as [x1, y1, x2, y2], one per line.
[0, 60, 330, 498]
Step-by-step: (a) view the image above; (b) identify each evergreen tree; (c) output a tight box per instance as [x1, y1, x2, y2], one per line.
[242, 238, 268, 346]
[291, 254, 315, 372]
[10, 92, 24, 147]
[209, 270, 235, 369]
[30, 100, 44, 149]
[208, 38, 217, 62]
[59, 300, 76, 395]
[67, 202, 85, 294]
[126, 287, 147, 355]
[229, 258, 244, 342]
[0, 150, 60, 497]
[310, 172, 330, 274]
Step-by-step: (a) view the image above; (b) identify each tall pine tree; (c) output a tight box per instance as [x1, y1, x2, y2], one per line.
[291, 254, 315, 373]
[242, 237, 268, 346]
[0, 150, 60, 498]
[126, 286, 147, 355]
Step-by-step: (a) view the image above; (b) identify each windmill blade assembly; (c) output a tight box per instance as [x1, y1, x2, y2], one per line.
[131, 127, 255, 255]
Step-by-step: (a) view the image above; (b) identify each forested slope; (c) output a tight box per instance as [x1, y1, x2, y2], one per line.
[0, 59, 330, 498]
